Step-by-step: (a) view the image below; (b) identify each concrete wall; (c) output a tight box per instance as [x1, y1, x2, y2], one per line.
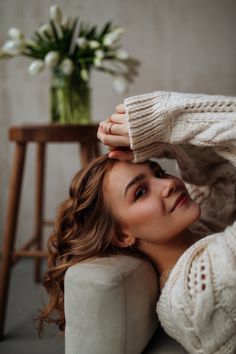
[0, 0, 236, 248]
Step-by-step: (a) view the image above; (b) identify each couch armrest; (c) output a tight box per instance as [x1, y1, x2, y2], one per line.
[65, 255, 159, 354]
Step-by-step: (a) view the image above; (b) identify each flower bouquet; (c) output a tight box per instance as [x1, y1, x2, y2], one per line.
[0, 4, 140, 124]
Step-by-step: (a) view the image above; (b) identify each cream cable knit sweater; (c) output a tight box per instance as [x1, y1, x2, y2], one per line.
[124, 91, 236, 354]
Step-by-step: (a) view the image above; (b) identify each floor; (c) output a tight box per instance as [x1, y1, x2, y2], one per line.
[0, 259, 64, 354]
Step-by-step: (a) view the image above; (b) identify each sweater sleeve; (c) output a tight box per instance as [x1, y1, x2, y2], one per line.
[124, 91, 236, 167]
[124, 91, 236, 235]
[156, 220, 236, 354]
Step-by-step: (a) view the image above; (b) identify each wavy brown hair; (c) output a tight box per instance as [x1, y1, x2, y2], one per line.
[36, 154, 145, 336]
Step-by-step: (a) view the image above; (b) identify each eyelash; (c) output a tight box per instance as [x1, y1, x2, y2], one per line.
[134, 168, 167, 201]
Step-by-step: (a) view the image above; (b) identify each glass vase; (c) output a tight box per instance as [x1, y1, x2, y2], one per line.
[50, 69, 91, 124]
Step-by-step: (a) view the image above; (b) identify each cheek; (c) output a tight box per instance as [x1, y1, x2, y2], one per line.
[122, 199, 163, 234]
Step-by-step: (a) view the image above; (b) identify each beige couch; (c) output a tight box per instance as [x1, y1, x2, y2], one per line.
[65, 255, 188, 354]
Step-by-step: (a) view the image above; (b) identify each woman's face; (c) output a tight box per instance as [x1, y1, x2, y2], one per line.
[103, 160, 201, 248]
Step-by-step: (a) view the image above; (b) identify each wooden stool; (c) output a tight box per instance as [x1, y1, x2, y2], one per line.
[0, 123, 100, 339]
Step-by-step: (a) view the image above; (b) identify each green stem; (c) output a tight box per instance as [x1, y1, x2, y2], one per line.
[50, 70, 91, 124]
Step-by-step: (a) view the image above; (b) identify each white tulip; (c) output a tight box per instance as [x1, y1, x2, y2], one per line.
[49, 4, 62, 24]
[2, 40, 25, 55]
[113, 27, 125, 37]
[116, 49, 129, 60]
[28, 60, 44, 75]
[76, 37, 87, 49]
[60, 58, 74, 76]
[103, 33, 115, 46]
[38, 24, 53, 39]
[94, 57, 102, 67]
[45, 51, 60, 67]
[61, 16, 69, 28]
[80, 68, 89, 82]
[113, 76, 128, 94]
[103, 28, 125, 46]
[95, 50, 104, 59]
[8, 27, 24, 40]
[88, 40, 100, 49]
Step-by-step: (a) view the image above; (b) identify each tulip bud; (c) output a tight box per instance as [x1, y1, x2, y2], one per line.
[76, 37, 87, 49]
[61, 16, 69, 29]
[60, 58, 74, 76]
[2, 40, 25, 55]
[28, 60, 45, 75]
[94, 57, 102, 67]
[113, 76, 128, 94]
[116, 49, 129, 60]
[38, 24, 53, 39]
[103, 28, 125, 46]
[45, 51, 60, 67]
[80, 68, 89, 82]
[95, 50, 104, 59]
[103, 33, 115, 46]
[8, 27, 24, 40]
[113, 28, 125, 37]
[88, 40, 100, 49]
[49, 4, 62, 24]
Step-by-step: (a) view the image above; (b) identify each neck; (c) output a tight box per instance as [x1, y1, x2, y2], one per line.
[137, 229, 198, 276]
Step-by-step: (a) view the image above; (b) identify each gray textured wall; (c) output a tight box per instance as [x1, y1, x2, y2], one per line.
[0, 0, 236, 248]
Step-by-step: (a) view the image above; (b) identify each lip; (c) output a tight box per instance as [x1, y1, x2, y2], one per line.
[170, 192, 188, 212]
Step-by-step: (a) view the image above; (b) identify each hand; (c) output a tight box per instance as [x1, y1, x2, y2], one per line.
[97, 103, 134, 161]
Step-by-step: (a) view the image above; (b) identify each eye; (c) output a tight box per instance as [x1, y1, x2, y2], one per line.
[134, 186, 148, 201]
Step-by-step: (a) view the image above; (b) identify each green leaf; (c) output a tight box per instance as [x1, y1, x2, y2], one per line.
[50, 20, 59, 42]
[99, 21, 113, 37]
[87, 25, 97, 39]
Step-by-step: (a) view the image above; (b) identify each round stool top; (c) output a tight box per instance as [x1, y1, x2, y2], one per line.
[9, 123, 99, 143]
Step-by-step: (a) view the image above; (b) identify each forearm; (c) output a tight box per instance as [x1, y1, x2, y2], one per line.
[124, 91, 236, 167]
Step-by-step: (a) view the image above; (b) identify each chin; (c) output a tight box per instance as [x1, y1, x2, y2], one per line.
[189, 202, 201, 225]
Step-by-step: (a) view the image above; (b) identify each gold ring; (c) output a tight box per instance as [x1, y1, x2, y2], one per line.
[108, 123, 114, 135]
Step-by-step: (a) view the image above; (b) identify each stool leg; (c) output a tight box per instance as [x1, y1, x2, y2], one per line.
[34, 143, 45, 283]
[80, 141, 100, 167]
[0, 142, 27, 339]
[93, 141, 100, 158]
[80, 142, 94, 167]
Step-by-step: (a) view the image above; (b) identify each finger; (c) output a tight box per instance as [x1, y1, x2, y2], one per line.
[99, 116, 112, 127]
[97, 125, 126, 146]
[99, 120, 112, 134]
[98, 130, 129, 147]
[108, 149, 134, 161]
[110, 113, 127, 124]
[102, 122, 128, 137]
[97, 125, 106, 140]
[115, 103, 126, 114]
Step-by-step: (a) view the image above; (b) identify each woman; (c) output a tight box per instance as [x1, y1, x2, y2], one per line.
[38, 91, 236, 354]
[97, 90, 236, 353]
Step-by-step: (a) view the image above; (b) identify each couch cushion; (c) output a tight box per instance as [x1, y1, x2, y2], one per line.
[65, 255, 159, 354]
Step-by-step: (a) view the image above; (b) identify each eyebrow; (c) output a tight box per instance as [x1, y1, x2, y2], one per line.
[124, 173, 146, 197]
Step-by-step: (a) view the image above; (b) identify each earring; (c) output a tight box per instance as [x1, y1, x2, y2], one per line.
[129, 239, 135, 250]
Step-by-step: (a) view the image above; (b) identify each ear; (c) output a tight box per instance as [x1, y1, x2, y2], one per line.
[113, 230, 136, 248]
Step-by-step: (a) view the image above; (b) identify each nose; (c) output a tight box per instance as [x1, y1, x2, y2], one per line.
[158, 177, 177, 198]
